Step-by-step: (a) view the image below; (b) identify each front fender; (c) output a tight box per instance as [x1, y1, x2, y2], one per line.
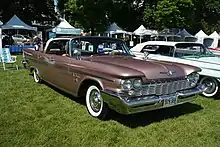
[199, 67, 220, 79]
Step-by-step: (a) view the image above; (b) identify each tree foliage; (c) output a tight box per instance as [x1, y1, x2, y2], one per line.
[143, 0, 220, 33]
[1, 0, 220, 34]
[58, 0, 146, 34]
[144, 0, 194, 30]
[0, 0, 56, 25]
[59, 0, 220, 34]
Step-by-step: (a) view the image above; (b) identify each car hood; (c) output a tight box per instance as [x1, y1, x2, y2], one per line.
[84, 56, 196, 80]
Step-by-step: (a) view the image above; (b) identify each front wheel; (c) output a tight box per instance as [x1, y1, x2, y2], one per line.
[86, 85, 109, 119]
[33, 69, 42, 83]
[200, 77, 219, 98]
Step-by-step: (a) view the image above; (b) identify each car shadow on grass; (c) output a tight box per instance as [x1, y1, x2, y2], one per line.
[108, 102, 203, 128]
[45, 82, 86, 105]
[45, 82, 203, 128]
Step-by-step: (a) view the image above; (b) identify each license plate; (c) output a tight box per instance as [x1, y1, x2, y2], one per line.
[163, 95, 177, 107]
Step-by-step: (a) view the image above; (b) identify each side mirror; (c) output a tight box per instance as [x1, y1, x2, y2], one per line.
[72, 48, 81, 60]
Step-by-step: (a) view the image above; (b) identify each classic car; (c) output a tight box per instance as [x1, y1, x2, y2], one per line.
[131, 41, 220, 98]
[12, 34, 29, 45]
[208, 47, 220, 56]
[22, 37, 206, 119]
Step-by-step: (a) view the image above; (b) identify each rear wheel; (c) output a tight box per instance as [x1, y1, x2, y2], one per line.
[200, 77, 219, 98]
[22, 61, 27, 69]
[33, 69, 42, 83]
[86, 85, 109, 119]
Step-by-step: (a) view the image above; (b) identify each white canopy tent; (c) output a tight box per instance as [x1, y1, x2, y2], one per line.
[195, 30, 208, 44]
[133, 25, 158, 42]
[49, 18, 82, 35]
[134, 25, 151, 35]
[208, 31, 220, 48]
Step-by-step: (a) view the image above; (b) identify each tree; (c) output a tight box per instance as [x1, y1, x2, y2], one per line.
[191, 0, 220, 34]
[58, 0, 146, 34]
[107, 0, 144, 31]
[0, 0, 57, 25]
[143, 0, 194, 30]
[58, 0, 111, 35]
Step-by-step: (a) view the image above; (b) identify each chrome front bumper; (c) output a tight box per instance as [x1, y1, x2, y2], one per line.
[101, 84, 206, 115]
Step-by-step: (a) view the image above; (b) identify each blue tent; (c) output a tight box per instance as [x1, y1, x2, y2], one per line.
[105, 22, 129, 34]
[106, 23, 124, 32]
[159, 28, 181, 36]
[176, 29, 193, 37]
[1, 15, 37, 31]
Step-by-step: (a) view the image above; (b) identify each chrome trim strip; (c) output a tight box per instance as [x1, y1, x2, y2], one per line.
[201, 67, 220, 72]
[186, 58, 220, 66]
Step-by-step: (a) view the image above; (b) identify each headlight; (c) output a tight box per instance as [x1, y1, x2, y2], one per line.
[133, 79, 142, 89]
[121, 78, 142, 90]
[187, 72, 200, 87]
[121, 79, 133, 90]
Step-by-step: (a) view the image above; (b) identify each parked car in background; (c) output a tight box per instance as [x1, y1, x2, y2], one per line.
[131, 41, 220, 98]
[12, 34, 28, 45]
[208, 48, 220, 56]
[2, 34, 14, 47]
[22, 37, 206, 119]
[23, 35, 31, 42]
[2, 32, 8, 39]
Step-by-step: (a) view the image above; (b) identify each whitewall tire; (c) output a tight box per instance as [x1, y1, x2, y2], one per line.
[33, 69, 42, 83]
[86, 85, 108, 119]
[200, 77, 219, 98]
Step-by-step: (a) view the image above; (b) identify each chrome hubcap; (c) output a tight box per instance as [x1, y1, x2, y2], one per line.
[34, 71, 39, 81]
[203, 78, 217, 94]
[89, 90, 102, 112]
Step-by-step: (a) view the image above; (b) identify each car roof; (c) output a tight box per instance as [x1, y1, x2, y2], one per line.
[139, 41, 202, 46]
[51, 36, 123, 41]
[131, 41, 203, 52]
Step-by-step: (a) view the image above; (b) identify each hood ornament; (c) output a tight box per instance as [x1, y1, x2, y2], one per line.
[168, 70, 174, 76]
[160, 70, 176, 76]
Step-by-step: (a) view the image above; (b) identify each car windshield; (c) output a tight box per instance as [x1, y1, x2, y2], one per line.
[70, 37, 133, 56]
[175, 43, 215, 58]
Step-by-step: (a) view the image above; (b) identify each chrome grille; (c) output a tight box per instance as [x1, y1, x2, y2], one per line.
[142, 79, 191, 96]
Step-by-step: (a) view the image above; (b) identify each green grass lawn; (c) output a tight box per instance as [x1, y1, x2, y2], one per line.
[1, 55, 220, 147]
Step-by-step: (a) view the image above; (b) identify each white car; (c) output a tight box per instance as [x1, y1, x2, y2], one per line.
[131, 41, 220, 98]
[208, 48, 220, 56]
[12, 34, 28, 45]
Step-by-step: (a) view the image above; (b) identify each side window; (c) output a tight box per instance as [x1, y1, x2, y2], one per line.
[46, 40, 69, 55]
[71, 39, 94, 56]
[81, 41, 94, 52]
[174, 44, 204, 57]
[157, 46, 174, 56]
